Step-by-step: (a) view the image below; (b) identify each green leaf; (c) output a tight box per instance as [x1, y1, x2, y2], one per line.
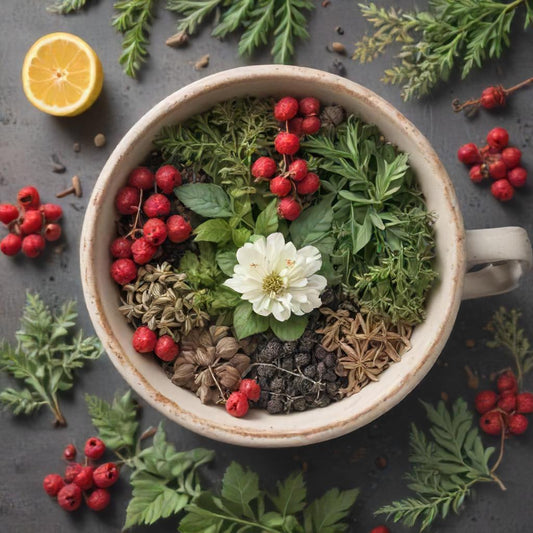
[233, 303, 269, 340]
[221, 462, 260, 519]
[270, 315, 308, 342]
[270, 471, 307, 517]
[255, 199, 279, 236]
[350, 209, 373, 254]
[176, 183, 233, 218]
[303, 487, 358, 533]
[232, 226, 252, 247]
[216, 249, 238, 277]
[47, 0, 89, 14]
[289, 199, 333, 248]
[194, 219, 232, 243]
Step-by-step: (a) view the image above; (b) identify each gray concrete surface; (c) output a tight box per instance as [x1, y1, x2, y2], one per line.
[1, 0, 532, 531]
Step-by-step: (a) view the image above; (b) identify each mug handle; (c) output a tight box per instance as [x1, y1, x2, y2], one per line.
[462, 227, 533, 300]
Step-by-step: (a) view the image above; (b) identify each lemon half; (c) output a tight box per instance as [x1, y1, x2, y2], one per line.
[22, 32, 103, 117]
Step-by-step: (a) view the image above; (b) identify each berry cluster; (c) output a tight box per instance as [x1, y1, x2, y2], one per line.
[476, 371, 533, 437]
[457, 127, 527, 202]
[43, 437, 119, 512]
[132, 324, 179, 362]
[251, 96, 323, 221]
[0, 186, 63, 257]
[225, 378, 261, 418]
[110, 165, 192, 286]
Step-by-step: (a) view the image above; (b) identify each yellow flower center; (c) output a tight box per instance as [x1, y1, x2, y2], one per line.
[262, 273, 285, 296]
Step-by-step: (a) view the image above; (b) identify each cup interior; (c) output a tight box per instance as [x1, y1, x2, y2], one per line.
[81, 65, 465, 447]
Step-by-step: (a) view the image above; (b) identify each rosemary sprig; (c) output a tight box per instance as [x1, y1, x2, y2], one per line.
[112, 0, 156, 78]
[46, 0, 89, 14]
[0, 293, 102, 426]
[376, 399, 504, 531]
[486, 307, 533, 385]
[353, 0, 533, 100]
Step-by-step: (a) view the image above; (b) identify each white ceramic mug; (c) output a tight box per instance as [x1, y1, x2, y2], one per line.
[80, 66, 532, 447]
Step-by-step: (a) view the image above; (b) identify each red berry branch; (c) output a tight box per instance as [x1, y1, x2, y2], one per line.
[452, 76, 533, 115]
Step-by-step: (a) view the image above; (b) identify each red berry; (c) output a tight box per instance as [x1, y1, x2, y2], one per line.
[21, 234, 45, 258]
[65, 462, 83, 483]
[225, 391, 249, 417]
[469, 164, 485, 183]
[251, 157, 277, 180]
[155, 165, 182, 194]
[154, 335, 179, 361]
[497, 390, 517, 413]
[0, 203, 19, 224]
[474, 390, 497, 414]
[239, 379, 261, 401]
[93, 462, 120, 488]
[44, 223, 62, 242]
[479, 410, 503, 436]
[131, 237, 157, 265]
[501, 147, 521, 169]
[488, 160, 507, 180]
[73, 465, 94, 490]
[301, 116, 321, 135]
[487, 127, 509, 150]
[43, 473, 65, 496]
[143, 193, 171, 218]
[132, 326, 157, 353]
[19, 210, 43, 234]
[128, 167, 155, 190]
[299, 97, 320, 116]
[370, 526, 390, 533]
[270, 176, 292, 197]
[296, 172, 320, 195]
[110, 258, 137, 285]
[278, 197, 301, 220]
[507, 413, 528, 435]
[457, 143, 481, 165]
[17, 186, 40, 210]
[110, 237, 132, 258]
[274, 96, 299, 121]
[115, 186, 140, 215]
[166, 215, 192, 243]
[0, 233, 22, 256]
[288, 159, 308, 182]
[490, 179, 514, 202]
[86, 488, 111, 511]
[84, 437, 106, 460]
[63, 443, 77, 461]
[516, 392, 533, 414]
[480, 86, 506, 109]
[507, 167, 527, 188]
[57, 483, 82, 511]
[41, 203, 63, 222]
[288, 117, 304, 137]
[143, 218, 167, 245]
[497, 371, 518, 393]
[274, 132, 300, 155]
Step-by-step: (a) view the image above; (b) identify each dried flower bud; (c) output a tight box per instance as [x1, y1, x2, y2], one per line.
[215, 364, 242, 390]
[197, 384, 219, 404]
[171, 361, 196, 387]
[320, 105, 346, 130]
[216, 336, 240, 359]
[210, 325, 230, 344]
[229, 353, 251, 374]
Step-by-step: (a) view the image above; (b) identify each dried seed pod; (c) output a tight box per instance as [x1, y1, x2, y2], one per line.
[330, 42, 346, 55]
[165, 30, 189, 47]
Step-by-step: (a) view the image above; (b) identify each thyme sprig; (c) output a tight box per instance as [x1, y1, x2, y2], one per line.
[486, 307, 533, 385]
[0, 293, 102, 426]
[376, 399, 504, 531]
[112, 0, 156, 78]
[47, 0, 89, 13]
[353, 0, 533, 100]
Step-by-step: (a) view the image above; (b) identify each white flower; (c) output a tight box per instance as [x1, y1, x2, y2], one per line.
[224, 232, 327, 322]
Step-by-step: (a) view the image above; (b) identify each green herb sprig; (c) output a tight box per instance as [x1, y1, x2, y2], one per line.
[47, 0, 89, 14]
[0, 293, 102, 426]
[167, 0, 314, 64]
[353, 0, 533, 100]
[376, 399, 504, 531]
[486, 307, 533, 385]
[112, 0, 156, 78]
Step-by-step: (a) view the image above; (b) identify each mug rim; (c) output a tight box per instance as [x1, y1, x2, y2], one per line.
[80, 65, 466, 447]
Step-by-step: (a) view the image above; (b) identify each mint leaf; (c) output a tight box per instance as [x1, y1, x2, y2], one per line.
[233, 302, 269, 340]
[270, 315, 308, 341]
[270, 471, 307, 517]
[289, 198, 333, 248]
[216, 249, 238, 276]
[303, 488, 358, 533]
[255, 198, 279, 236]
[194, 219, 232, 243]
[221, 462, 260, 519]
[85, 390, 139, 453]
[232, 226, 252, 247]
[176, 183, 233, 218]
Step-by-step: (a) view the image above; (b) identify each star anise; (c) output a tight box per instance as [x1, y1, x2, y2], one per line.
[172, 326, 250, 404]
